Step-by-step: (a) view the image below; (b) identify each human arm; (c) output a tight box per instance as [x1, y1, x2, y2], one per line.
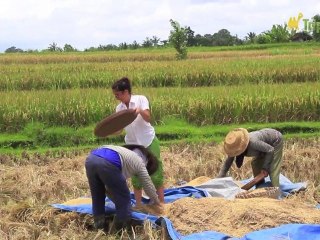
[126, 152, 160, 205]
[217, 156, 235, 178]
[135, 166, 160, 205]
[135, 95, 152, 122]
[135, 108, 151, 122]
[260, 169, 269, 177]
[250, 140, 274, 172]
[120, 147, 162, 213]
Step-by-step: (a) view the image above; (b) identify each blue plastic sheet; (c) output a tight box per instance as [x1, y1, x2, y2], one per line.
[52, 186, 209, 216]
[239, 224, 320, 240]
[160, 219, 320, 240]
[136, 186, 210, 204]
[159, 217, 231, 240]
[52, 176, 319, 240]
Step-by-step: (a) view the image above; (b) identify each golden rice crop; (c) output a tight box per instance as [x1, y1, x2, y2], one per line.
[0, 51, 319, 90]
[0, 83, 319, 131]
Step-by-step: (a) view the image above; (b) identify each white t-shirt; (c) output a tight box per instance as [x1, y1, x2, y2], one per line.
[116, 95, 155, 147]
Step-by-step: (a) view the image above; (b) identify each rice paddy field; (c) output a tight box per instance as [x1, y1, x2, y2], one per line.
[0, 42, 320, 239]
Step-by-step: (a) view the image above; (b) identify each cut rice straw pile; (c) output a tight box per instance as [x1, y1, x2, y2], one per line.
[167, 197, 320, 237]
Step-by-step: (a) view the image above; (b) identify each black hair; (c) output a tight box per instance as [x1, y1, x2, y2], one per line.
[122, 144, 158, 175]
[112, 77, 132, 94]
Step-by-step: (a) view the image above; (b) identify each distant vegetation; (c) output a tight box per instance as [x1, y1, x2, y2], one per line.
[0, 42, 319, 151]
[0, 43, 319, 90]
[3, 15, 320, 53]
[0, 43, 320, 132]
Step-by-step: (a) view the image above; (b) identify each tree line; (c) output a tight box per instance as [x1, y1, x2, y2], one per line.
[4, 14, 320, 54]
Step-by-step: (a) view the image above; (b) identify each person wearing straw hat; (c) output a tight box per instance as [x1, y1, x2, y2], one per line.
[85, 144, 163, 231]
[111, 77, 165, 207]
[218, 128, 284, 187]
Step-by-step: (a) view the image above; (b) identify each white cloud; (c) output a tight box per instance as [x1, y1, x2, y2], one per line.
[0, 0, 319, 51]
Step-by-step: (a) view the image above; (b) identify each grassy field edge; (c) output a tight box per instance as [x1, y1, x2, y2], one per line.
[1, 120, 319, 156]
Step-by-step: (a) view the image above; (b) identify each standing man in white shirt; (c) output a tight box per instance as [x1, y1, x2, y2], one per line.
[111, 77, 164, 206]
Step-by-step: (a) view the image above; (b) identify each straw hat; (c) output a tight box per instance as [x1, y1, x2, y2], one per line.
[224, 128, 249, 157]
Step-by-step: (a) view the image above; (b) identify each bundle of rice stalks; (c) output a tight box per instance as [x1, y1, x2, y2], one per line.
[235, 187, 280, 199]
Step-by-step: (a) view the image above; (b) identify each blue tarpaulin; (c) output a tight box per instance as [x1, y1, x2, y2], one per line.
[52, 186, 209, 215]
[239, 224, 320, 240]
[52, 176, 319, 240]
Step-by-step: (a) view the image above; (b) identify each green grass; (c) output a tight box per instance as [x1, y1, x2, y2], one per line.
[188, 42, 320, 52]
[0, 134, 33, 148]
[1, 120, 319, 156]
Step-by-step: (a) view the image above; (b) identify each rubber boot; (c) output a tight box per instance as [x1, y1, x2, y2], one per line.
[93, 215, 106, 230]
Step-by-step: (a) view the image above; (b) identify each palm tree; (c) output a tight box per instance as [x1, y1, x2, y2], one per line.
[151, 36, 160, 47]
[247, 32, 256, 43]
[48, 42, 58, 51]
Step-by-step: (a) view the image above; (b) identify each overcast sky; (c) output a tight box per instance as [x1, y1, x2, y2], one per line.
[0, 0, 319, 52]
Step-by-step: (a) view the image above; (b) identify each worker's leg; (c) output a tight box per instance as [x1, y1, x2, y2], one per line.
[251, 155, 265, 187]
[133, 188, 143, 206]
[156, 186, 165, 203]
[147, 136, 164, 203]
[147, 136, 161, 160]
[269, 139, 284, 187]
[96, 160, 131, 230]
[85, 154, 108, 229]
[251, 155, 264, 177]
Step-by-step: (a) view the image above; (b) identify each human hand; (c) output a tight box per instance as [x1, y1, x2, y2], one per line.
[132, 202, 165, 215]
[148, 203, 165, 215]
[134, 108, 141, 115]
[135, 202, 142, 208]
[132, 202, 144, 212]
[261, 169, 269, 177]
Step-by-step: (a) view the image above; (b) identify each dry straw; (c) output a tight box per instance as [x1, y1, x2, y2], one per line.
[0, 139, 319, 239]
